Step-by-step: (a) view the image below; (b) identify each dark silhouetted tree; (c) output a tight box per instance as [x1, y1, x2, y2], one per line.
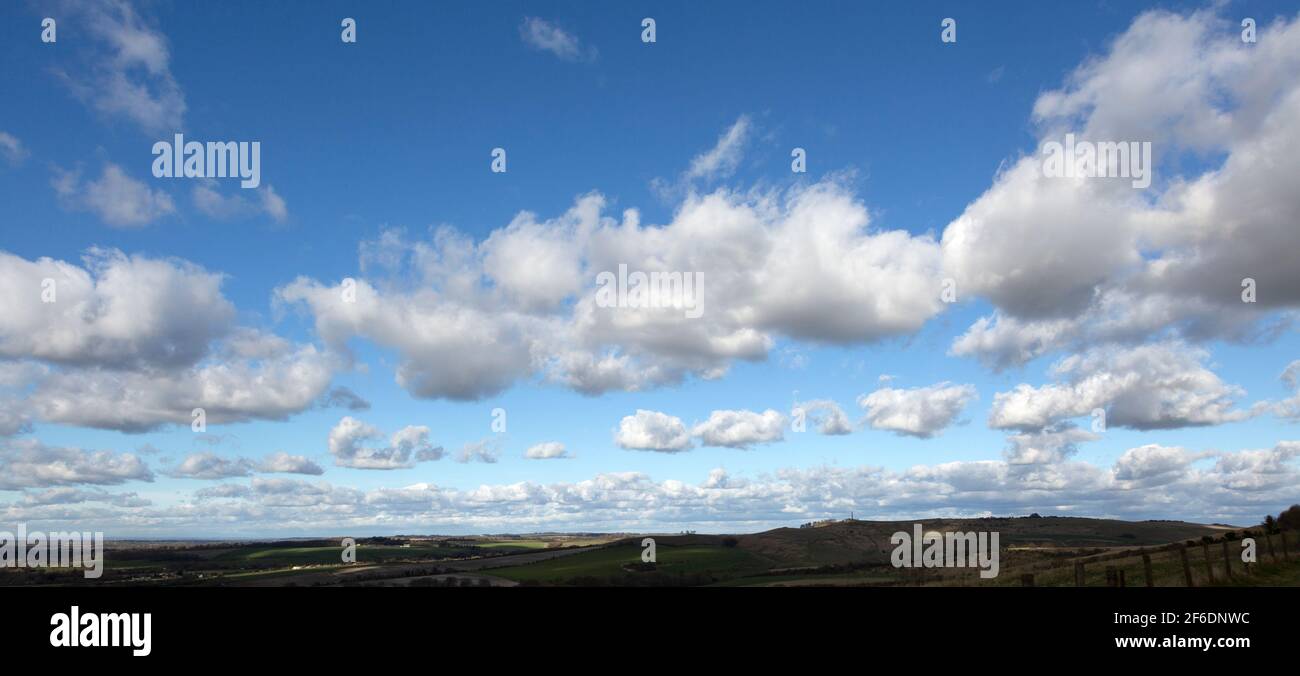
[1278, 505, 1300, 531]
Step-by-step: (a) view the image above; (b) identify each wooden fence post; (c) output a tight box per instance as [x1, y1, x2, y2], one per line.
[1222, 540, 1233, 580]
[1281, 529, 1292, 560]
[1105, 566, 1118, 587]
[1179, 545, 1194, 587]
[1265, 532, 1277, 562]
[1142, 553, 1154, 587]
[1075, 562, 1086, 587]
[1118, 569, 1126, 587]
[1020, 573, 1035, 587]
[1202, 542, 1215, 583]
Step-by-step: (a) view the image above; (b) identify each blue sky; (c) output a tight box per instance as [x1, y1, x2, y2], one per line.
[1, 1, 1299, 536]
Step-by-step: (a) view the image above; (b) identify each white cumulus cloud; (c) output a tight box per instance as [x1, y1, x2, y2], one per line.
[692, 409, 785, 449]
[858, 382, 977, 438]
[615, 410, 692, 452]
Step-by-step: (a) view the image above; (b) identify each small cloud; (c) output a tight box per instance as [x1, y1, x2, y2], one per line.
[0, 131, 28, 165]
[616, 410, 692, 452]
[192, 179, 287, 223]
[260, 185, 288, 222]
[652, 115, 754, 200]
[54, 0, 186, 134]
[457, 439, 500, 464]
[986, 65, 1006, 84]
[686, 115, 752, 181]
[257, 451, 324, 476]
[163, 452, 254, 480]
[321, 386, 371, 412]
[329, 416, 443, 470]
[1282, 360, 1300, 390]
[795, 400, 853, 435]
[778, 346, 808, 370]
[53, 163, 174, 228]
[692, 409, 785, 449]
[519, 17, 595, 62]
[858, 382, 977, 438]
[525, 441, 570, 459]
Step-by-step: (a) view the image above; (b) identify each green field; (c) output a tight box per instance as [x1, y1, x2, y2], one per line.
[488, 543, 771, 583]
[216, 544, 470, 566]
[474, 540, 550, 551]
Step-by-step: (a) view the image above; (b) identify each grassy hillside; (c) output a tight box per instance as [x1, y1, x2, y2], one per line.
[483, 516, 1247, 586]
[731, 516, 1233, 568]
[487, 541, 772, 584]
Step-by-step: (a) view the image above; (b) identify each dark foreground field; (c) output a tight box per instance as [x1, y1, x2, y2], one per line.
[5, 516, 1298, 587]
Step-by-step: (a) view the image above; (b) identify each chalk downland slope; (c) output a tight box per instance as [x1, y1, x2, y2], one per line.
[612, 517, 1237, 570]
